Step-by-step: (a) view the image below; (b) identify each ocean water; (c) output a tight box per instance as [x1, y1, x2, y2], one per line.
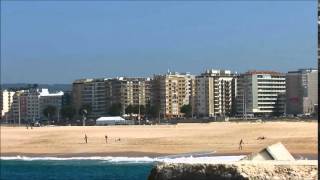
[1, 159, 153, 180]
[0, 155, 244, 180]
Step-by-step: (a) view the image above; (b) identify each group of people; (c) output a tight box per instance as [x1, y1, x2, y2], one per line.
[83, 134, 120, 144]
[82, 135, 259, 152]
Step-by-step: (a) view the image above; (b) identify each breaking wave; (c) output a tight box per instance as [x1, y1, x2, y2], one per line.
[0, 155, 244, 164]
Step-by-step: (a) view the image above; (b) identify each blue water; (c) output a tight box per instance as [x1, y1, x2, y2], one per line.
[0, 160, 153, 180]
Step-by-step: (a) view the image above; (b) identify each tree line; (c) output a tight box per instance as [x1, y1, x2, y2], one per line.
[41, 103, 193, 124]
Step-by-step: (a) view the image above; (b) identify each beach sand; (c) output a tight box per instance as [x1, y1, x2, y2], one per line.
[1, 122, 317, 157]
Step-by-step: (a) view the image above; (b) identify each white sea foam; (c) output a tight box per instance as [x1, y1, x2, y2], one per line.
[0, 155, 245, 164]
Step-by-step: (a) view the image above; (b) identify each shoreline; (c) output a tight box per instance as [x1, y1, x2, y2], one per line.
[1, 152, 317, 160]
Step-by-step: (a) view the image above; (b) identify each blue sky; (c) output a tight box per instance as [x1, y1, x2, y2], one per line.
[1, 1, 317, 84]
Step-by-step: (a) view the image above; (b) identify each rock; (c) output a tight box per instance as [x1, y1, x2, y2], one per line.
[148, 161, 318, 180]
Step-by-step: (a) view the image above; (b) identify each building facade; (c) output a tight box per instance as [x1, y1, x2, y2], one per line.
[106, 77, 151, 114]
[286, 68, 318, 115]
[151, 72, 195, 118]
[236, 71, 286, 117]
[6, 89, 63, 123]
[72, 77, 151, 116]
[195, 69, 236, 117]
[1, 90, 15, 121]
[72, 78, 107, 116]
[39, 89, 64, 120]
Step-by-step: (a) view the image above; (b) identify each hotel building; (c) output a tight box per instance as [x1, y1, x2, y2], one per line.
[236, 71, 286, 117]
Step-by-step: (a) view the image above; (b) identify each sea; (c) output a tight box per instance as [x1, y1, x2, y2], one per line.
[0, 155, 244, 180]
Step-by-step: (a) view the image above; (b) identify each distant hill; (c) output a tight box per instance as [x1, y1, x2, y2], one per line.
[1, 84, 72, 92]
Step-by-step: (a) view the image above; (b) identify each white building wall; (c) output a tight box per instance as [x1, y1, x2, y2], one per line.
[1, 90, 15, 117]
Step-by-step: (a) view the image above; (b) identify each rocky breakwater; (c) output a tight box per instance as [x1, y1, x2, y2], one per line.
[148, 160, 318, 180]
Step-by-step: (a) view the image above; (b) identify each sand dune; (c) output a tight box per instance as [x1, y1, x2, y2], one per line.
[1, 122, 317, 157]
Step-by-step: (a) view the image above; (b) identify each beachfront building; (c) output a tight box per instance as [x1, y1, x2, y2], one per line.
[195, 69, 237, 117]
[286, 68, 318, 116]
[72, 77, 151, 117]
[39, 89, 64, 120]
[72, 78, 107, 116]
[8, 89, 64, 123]
[105, 77, 151, 114]
[1, 90, 15, 121]
[151, 72, 195, 118]
[236, 71, 286, 117]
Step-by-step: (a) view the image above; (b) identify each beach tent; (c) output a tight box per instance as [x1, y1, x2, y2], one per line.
[96, 116, 134, 125]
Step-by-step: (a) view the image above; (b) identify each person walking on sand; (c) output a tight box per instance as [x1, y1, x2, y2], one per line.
[84, 134, 88, 144]
[105, 135, 108, 144]
[239, 139, 244, 150]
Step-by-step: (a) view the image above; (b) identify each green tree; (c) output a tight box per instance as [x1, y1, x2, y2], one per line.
[109, 103, 122, 116]
[132, 105, 145, 114]
[125, 104, 134, 114]
[139, 105, 146, 115]
[60, 105, 76, 121]
[180, 104, 192, 117]
[149, 104, 160, 118]
[43, 105, 57, 124]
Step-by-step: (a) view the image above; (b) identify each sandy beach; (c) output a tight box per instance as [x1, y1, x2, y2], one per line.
[1, 122, 317, 157]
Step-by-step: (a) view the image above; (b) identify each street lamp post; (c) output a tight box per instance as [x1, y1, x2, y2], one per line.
[18, 96, 21, 126]
[82, 109, 87, 126]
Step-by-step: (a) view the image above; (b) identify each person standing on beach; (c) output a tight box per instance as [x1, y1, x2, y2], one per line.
[84, 134, 88, 144]
[105, 135, 108, 144]
[239, 139, 244, 150]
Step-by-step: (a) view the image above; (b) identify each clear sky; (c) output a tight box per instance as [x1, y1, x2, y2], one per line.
[1, 1, 317, 84]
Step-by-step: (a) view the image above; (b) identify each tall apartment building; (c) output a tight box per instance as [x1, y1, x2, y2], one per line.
[72, 78, 107, 116]
[195, 69, 236, 117]
[106, 77, 151, 114]
[1, 90, 15, 121]
[72, 77, 151, 116]
[236, 71, 286, 117]
[151, 72, 195, 118]
[286, 68, 318, 115]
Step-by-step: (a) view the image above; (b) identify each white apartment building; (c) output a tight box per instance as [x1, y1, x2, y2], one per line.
[236, 71, 286, 117]
[195, 69, 236, 117]
[1, 90, 15, 120]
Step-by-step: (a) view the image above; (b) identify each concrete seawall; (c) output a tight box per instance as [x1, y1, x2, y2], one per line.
[148, 160, 318, 180]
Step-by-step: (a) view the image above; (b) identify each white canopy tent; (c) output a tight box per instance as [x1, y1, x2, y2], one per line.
[96, 116, 134, 125]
